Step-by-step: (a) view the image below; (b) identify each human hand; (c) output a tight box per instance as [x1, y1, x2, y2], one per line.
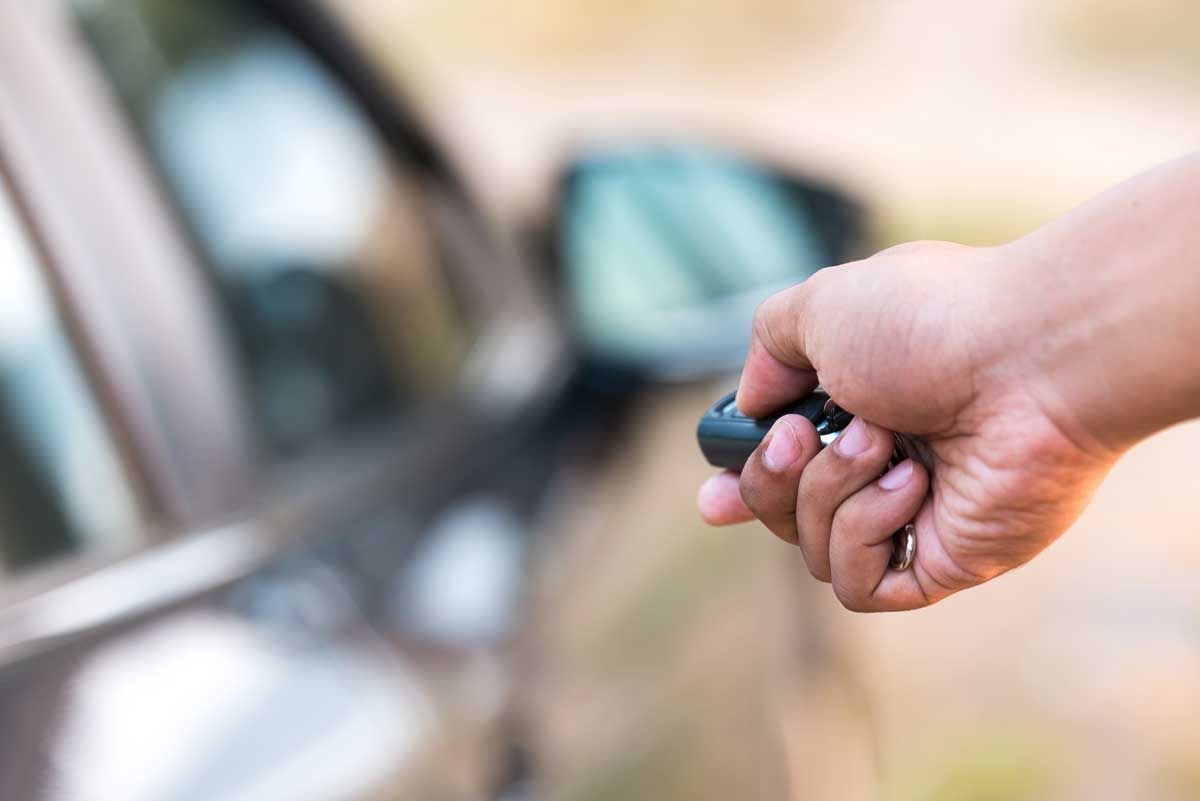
[696, 240, 1118, 611]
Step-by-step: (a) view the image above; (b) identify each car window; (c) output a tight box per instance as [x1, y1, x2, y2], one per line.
[0, 177, 141, 575]
[73, 0, 471, 461]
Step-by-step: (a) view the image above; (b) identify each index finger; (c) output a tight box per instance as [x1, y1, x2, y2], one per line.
[736, 285, 819, 418]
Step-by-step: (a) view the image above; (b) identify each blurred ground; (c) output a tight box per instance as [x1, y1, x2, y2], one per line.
[329, 2, 1200, 798]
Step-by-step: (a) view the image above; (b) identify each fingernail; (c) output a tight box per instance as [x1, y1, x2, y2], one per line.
[835, 417, 871, 457]
[763, 419, 802, 470]
[879, 459, 914, 490]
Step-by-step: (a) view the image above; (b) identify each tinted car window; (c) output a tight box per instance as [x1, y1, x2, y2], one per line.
[74, 0, 470, 460]
[0, 179, 140, 573]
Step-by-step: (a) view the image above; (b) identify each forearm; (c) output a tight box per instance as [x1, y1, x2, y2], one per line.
[998, 152, 1200, 453]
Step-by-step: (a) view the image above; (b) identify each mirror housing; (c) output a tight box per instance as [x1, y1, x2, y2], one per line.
[555, 143, 864, 383]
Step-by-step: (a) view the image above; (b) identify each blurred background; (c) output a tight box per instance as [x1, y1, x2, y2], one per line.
[1, 1, 1199, 800]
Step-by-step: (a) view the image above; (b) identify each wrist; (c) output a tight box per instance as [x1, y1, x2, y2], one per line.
[984, 237, 1128, 456]
[994, 185, 1200, 454]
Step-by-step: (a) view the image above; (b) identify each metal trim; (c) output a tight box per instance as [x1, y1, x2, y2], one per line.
[0, 3, 258, 527]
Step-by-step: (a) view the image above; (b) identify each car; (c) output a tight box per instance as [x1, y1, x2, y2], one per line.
[0, 1, 863, 799]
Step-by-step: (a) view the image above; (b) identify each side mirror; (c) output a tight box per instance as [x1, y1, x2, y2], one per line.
[556, 144, 864, 382]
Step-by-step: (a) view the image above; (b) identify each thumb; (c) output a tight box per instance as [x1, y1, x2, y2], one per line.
[736, 282, 822, 418]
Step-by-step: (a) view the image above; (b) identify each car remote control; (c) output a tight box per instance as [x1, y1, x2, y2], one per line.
[697, 389, 917, 571]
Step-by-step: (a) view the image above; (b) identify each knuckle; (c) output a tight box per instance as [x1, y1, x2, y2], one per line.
[832, 581, 870, 612]
[800, 264, 834, 293]
[752, 289, 789, 334]
[797, 541, 831, 582]
[874, 240, 957, 259]
[766, 522, 800, 547]
[752, 296, 792, 360]
[755, 280, 818, 331]
[830, 501, 867, 537]
[866, 428, 898, 463]
[798, 266, 839, 310]
[807, 561, 832, 583]
[796, 467, 821, 509]
[737, 471, 762, 515]
[751, 294, 773, 329]
[927, 549, 995, 592]
[738, 465, 781, 517]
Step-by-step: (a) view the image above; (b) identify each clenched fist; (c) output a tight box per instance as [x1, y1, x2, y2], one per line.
[698, 154, 1200, 611]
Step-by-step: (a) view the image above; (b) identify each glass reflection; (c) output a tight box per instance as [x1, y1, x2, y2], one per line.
[76, 0, 469, 459]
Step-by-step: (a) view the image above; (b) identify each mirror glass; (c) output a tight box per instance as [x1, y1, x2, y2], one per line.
[562, 145, 856, 380]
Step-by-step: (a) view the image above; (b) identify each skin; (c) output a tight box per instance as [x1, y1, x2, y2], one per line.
[696, 152, 1200, 612]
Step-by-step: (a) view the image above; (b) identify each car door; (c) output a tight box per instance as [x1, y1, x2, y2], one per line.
[0, 2, 565, 799]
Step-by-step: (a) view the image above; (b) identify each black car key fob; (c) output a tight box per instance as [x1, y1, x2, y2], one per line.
[697, 389, 916, 571]
[697, 389, 852, 470]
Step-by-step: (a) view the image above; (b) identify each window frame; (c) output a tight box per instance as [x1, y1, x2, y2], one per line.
[0, 2, 261, 533]
[0, 155, 156, 591]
